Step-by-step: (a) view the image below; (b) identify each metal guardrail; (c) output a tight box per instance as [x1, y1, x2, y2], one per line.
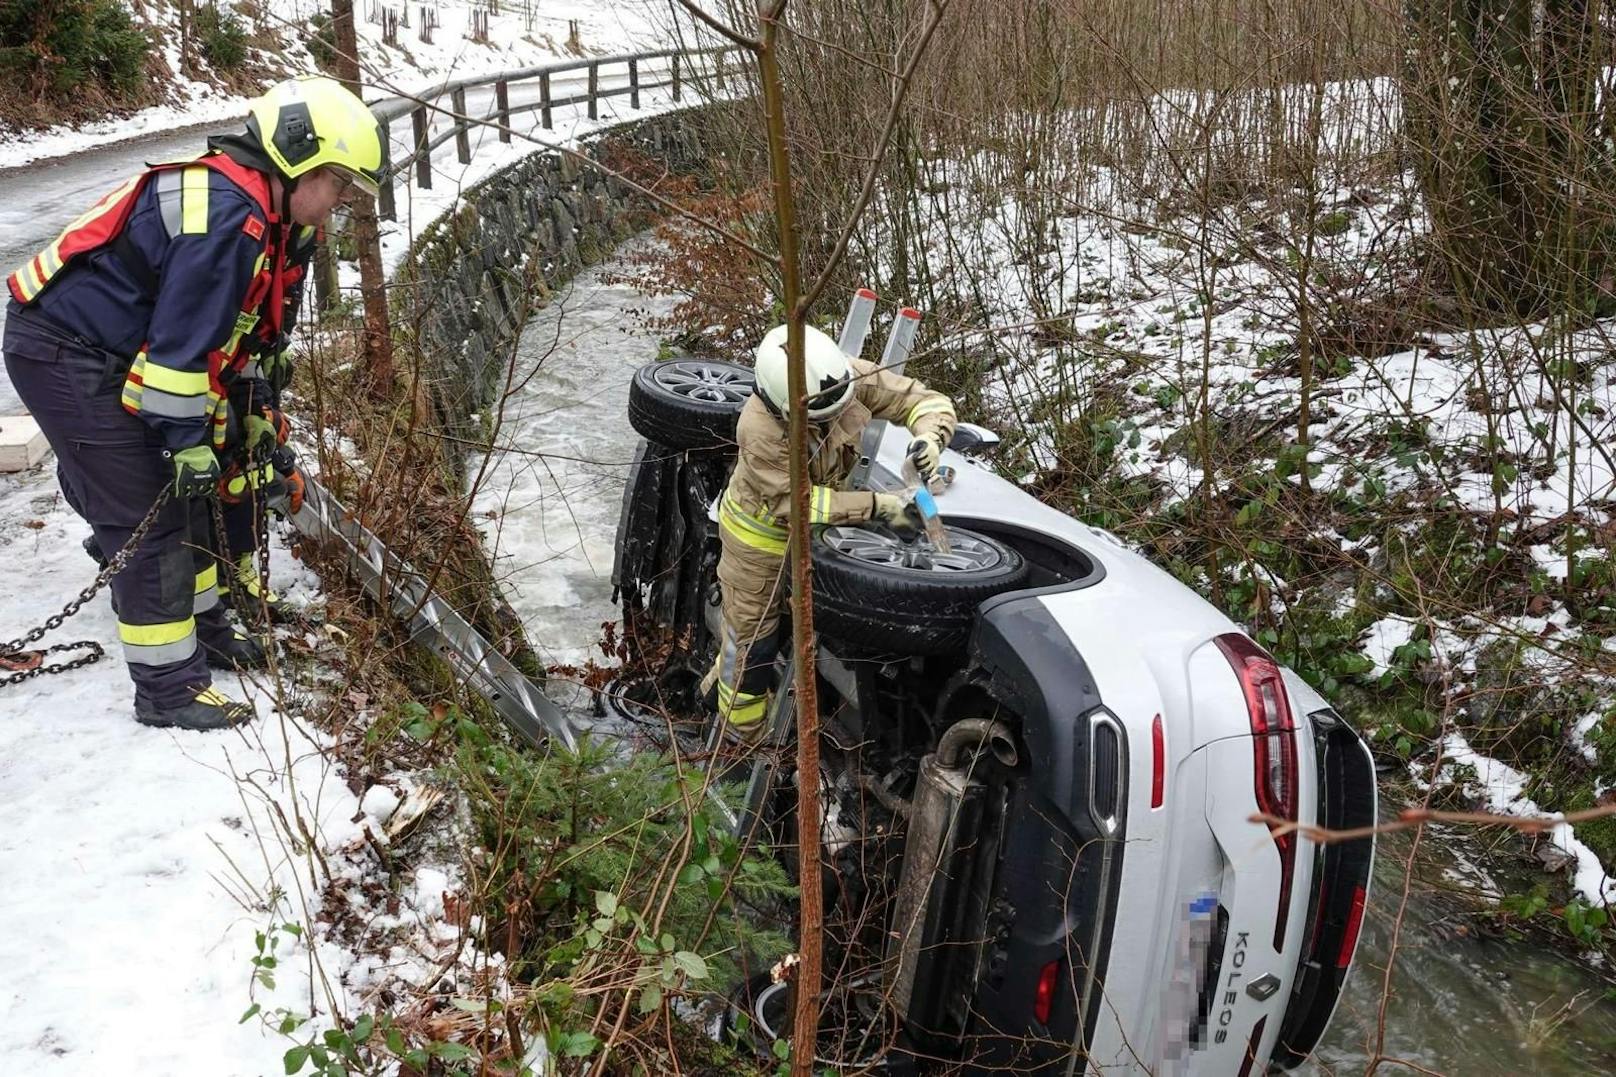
[291, 475, 577, 751]
[370, 46, 732, 220]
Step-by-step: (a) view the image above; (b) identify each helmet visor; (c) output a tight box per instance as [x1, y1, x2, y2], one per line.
[806, 376, 853, 419]
[328, 163, 380, 199]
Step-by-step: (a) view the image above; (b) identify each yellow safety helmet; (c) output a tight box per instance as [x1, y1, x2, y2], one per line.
[246, 75, 387, 196]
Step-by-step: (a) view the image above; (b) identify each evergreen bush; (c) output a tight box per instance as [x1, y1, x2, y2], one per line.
[307, 12, 338, 72]
[0, 0, 149, 103]
[194, 2, 248, 71]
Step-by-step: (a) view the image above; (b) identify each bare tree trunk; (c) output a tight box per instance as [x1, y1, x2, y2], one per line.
[675, 3, 946, 1065]
[178, 0, 193, 77]
[755, 5, 824, 1069]
[330, 0, 397, 393]
[1405, 0, 1614, 314]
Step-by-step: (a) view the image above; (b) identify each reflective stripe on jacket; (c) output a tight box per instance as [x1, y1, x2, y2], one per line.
[7, 152, 296, 451]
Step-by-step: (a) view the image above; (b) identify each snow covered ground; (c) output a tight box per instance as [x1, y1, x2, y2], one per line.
[0, 0, 667, 169]
[901, 152, 1616, 903]
[1441, 731, 1616, 906]
[0, 406, 533, 1074]
[0, 465, 422, 1073]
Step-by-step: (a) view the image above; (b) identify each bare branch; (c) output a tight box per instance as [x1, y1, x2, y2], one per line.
[674, 0, 762, 52]
[779, 21, 902, 78]
[798, 0, 950, 315]
[1252, 798, 1616, 846]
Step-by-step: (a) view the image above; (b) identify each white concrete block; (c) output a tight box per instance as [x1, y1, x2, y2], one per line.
[0, 414, 50, 472]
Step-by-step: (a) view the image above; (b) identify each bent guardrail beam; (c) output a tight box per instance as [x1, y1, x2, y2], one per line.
[291, 476, 576, 751]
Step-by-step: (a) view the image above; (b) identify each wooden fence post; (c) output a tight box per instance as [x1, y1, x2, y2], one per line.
[629, 57, 639, 109]
[312, 235, 336, 315]
[540, 71, 552, 129]
[496, 79, 511, 142]
[672, 53, 681, 101]
[588, 61, 599, 120]
[378, 117, 396, 220]
[412, 105, 432, 189]
[452, 86, 470, 163]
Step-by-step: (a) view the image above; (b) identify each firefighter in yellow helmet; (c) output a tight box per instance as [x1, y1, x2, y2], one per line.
[702, 324, 957, 745]
[3, 76, 385, 730]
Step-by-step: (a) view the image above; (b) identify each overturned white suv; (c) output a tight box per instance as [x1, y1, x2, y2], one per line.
[610, 353, 1376, 1074]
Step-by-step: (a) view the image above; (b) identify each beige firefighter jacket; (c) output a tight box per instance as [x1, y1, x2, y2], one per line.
[714, 357, 956, 638]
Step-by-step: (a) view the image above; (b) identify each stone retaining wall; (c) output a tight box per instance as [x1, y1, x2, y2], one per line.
[396, 109, 713, 469]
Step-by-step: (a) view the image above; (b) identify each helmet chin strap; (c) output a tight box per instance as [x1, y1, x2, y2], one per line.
[277, 173, 298, 225]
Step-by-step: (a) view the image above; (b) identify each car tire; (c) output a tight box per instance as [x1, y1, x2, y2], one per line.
[627, 359, 754, 451]
[808, 523, 1029, 655]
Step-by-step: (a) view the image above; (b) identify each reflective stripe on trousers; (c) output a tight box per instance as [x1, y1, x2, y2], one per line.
[118, 616, 198, 667]
[718, 494, 787, 555]
[194, 563, 219, 614]
[708, 618, 780, 727]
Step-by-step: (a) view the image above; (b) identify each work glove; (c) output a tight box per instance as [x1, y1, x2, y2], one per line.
[261, 406, 291, 445]
[907, 433, 944, 484]
[871, 492, 923, 540]
[268, 446, 305, 516]
[243, 414, 278, 457]
[281, 466, 305, 515]
[260, 345, 294, 395]
[167, 445, 220, 499]
[217, 457, 277, 505]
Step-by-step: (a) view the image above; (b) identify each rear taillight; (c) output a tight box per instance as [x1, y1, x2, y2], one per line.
[1336, 885, 1367, 968]
[1215, 633, 1299, 951]
[1034, 958, 1060, 1025]
[1151, 713, 1165, 809]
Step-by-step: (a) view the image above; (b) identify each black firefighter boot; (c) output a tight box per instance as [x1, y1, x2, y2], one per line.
[135, 686, 255, 731]
[202, 627, 270, 671]
[221, 553, 293, 624]
[83, 534, 109, 570]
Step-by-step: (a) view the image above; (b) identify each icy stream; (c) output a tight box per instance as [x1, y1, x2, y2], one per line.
[471, 248, 673, 708]
[478, 251, 1616, 1074]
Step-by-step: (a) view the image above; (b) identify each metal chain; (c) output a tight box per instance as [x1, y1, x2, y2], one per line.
[0, 486, 174, 687]
[210, 490, 235, 614]
[255, 483, 273, 623]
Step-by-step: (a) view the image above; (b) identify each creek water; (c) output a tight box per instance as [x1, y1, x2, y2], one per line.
[479, 253, 1616, 1074]
[1310, 817, 1616, 1074]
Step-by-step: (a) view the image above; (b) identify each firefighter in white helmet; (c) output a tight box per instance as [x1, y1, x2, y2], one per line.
[703, 323, 957, 744]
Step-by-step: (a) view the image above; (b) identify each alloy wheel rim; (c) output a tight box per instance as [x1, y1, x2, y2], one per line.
[822, 525, 1001, 572]
[652, 361, 754, 404]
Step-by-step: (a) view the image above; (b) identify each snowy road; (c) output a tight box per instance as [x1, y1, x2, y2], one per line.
[0, 240, 673, 1077]
[0, 465, 360, 1074]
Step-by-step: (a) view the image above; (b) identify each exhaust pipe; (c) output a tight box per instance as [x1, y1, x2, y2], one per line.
[887, 718, 1018, 1029]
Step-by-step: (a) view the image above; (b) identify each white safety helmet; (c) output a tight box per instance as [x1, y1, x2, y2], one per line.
[753, 324, 855, 422]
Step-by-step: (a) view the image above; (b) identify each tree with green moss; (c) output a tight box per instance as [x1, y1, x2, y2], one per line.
[1403, 0, 1616, 316]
